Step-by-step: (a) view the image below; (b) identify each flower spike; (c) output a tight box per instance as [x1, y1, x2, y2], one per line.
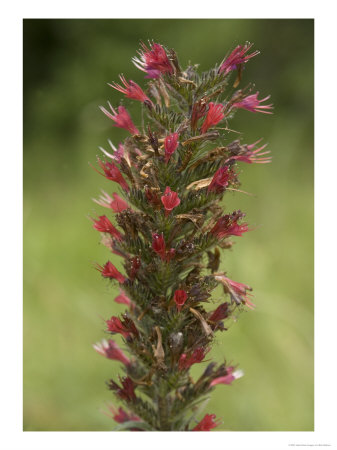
[91, 41, 272, 431]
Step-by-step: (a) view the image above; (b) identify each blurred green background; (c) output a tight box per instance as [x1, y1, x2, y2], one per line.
[23, 19, 314, 431]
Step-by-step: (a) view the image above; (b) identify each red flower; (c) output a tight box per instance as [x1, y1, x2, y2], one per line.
[95, 261, 126, 283]
[106, 315, 138, 338]
[152, 233, 175, 262]
[208, 166, 234, 193]
[108, 376, 136, 402]
[210, 367, 244, 386]
[164, 133, 179, 163]
[232, 91, 273, 114]
[174, 289, 188, 312]
[114, 289, 133, 307]
[209, 302, 229, 322]
[226, 139, 272, 164]
[92, 215, 123, 240]
[210, 211, 249, 239]
[104, 405, 140, 425]
[109, 75, 152, 104]
[93, 191, 129, 212]
[192, 414, 219, 431]
[152, 233, 166, 258]
[99, 140, 124, 163]
[99, 103, 139, 134]
[219, 43, 259, 75]
[129, 256, 141, 280]
[179, 347, 207, 370]
[214, 275, 255, 309]
[104, 404, 140, 423]
[95, 158, 129, 192]
[106, 316, 129, 338]
[132, 41, 173, 78]
[201, 103, 224, 134]
[93, 339, 130, 365]
[161, 186, 180, 214]
[191, 99, 207, 131]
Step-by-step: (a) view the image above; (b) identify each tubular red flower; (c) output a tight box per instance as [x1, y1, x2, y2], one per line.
[210, 211, 249, 239]
[95, 261, 126, 283]
[192, 414, 219, 431]
[214, 274, 255, 308]
[106, 315, 138, 338]
[210, 367, 244, 386]
[114, 289, 133, 307]
[201, 102, 224, 134]
[164, 132, 179, 163]
[208, 166, 234, 193]
[108, 376, 136, 402]
[219, 43, 259, 75]
[106, 316, 130, 338]
[132, 41, 173, 78]
[95, 158, 129, 192]
[152, 233, 166, 259]
[93, 339, 130, 365]
[99, 140, 124, 163]
[174, 289, 188, 312]
[179, 347, 206, 370]
[93, 191, 128, 211]
[109, 75, 152, 104]
[92, 215, 123, 240]
[232, 91, 273, 114]
[152, 233, 175, 262]
[109, 193, 129, 211]
[129, 256, 141, 280]
[161, 186, 180, 214]
[111, 406, 140, 424]
[99, 103, 140, 134]
[226, 139, 272, 164]
[191, 99, 207, 130]
[209, 302, 229, 322]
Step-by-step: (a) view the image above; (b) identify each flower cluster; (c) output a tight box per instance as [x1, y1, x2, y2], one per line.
[91, 40, 271, 431]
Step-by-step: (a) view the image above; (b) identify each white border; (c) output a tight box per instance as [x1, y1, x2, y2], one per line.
[1, 0, 337, 449]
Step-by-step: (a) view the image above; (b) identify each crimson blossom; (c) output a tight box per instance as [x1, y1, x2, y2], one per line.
[208, 166, 234, 193]
[93, 339, 130, 365]
[108, 377, 136, 402]
[164, 132, 179, 163]
[100, 103, 140, 134]
[219, 43, 259, 75]
[114, 290, 133, 307]
[210, 367, 244, 386]
[161, 186, 180, 214]
[201, 102, 224, 133]
[192, 414, 220, 431]
[95, 158, 130, 192]
[152, 233, 175, 262]
[95, 261, 126, 283]
[92, 215, 123, 240]
[109, 75, 152, 105]
[210, 211, 249, 239]
[132, 41, 174, 78]
[178, 347, 207, 370]
[232, 91, 273, 114]
[174, 289, 188, 312]
[93, 191, 129, 212]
